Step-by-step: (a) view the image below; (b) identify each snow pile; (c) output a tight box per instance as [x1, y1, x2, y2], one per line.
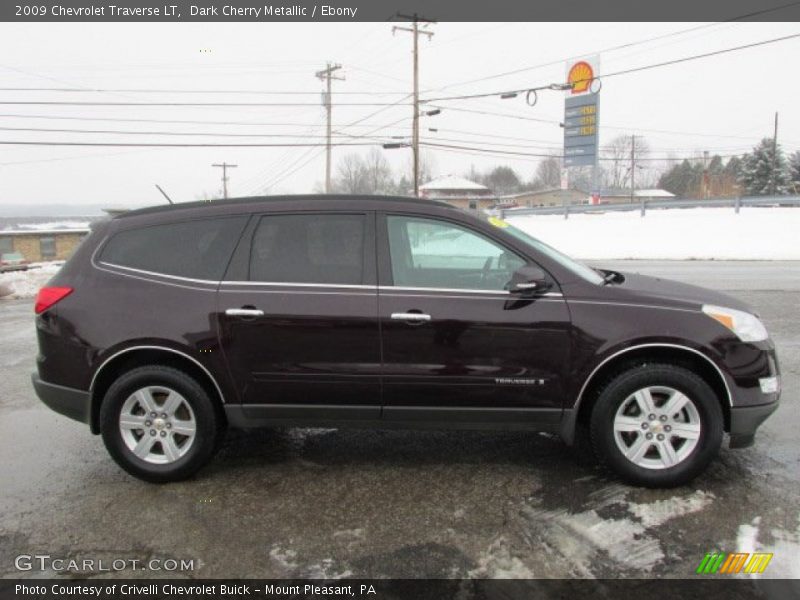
[16, 221, 90, 231]
[0, 262, 62, 299]
[507, 207, 800, 260]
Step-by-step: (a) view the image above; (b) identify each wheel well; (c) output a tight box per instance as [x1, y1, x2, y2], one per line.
[575, 346, 731, 433]
[89, 348, 226, 434]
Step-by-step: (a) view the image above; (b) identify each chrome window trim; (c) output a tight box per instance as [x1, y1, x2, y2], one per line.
[96, 261, 219, 285]
[93, 262, 217, 292]
[379, 285, 563, 297]
[575, 342, 733, 409]
[89, 345, 227, 404]
[96, 262, 378, 290]
[221, 281, 376, 290]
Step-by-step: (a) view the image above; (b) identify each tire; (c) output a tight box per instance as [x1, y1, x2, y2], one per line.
[589, 363, 723, 488]
[100, 365, 221, 483]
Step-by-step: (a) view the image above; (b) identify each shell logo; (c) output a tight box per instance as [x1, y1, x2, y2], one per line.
[567, 61, 594, 94]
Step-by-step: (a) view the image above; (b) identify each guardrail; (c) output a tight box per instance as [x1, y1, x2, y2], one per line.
[499, 195, 800, 219]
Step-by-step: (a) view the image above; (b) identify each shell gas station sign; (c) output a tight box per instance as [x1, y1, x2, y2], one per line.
[563, 56, 600, 168]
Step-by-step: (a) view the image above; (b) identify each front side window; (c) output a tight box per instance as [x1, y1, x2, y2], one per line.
[387, 216, 526, 291]
[40, 236, 56, 259]
[99, 217, 247, 280]
[249, 214, 365, 285]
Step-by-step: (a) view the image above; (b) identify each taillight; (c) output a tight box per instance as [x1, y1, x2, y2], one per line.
[35, 286, 73, 315]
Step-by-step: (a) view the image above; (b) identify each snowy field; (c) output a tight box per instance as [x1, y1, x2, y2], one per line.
[0, 262, 62, 299]
[507, 206, 800, 260]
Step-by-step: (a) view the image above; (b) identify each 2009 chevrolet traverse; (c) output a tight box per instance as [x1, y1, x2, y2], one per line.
[32, 195, 781, 486]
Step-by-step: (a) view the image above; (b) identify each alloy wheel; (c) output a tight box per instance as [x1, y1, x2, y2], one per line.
[118, 386, 197, 464]
[612, 385, 702, 470]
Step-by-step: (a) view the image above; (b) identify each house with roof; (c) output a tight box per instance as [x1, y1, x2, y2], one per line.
[418, 176, 496, 210]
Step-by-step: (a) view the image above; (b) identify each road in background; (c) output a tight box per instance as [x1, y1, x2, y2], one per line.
[0, 261, 797, 583]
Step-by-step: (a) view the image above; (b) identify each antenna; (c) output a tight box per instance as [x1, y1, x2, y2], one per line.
[155, 184, 174, 204]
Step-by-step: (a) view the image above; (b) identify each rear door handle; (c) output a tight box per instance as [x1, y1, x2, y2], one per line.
[225, 308, 264, 317]
[391, 312, 431, 322]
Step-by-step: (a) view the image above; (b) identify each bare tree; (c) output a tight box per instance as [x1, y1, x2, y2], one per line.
[408, 151, 437, 185]
[533, 156, 562, 189]
[602, 135, 651, 190]
[361, 148, 394, 194]
[332, 153, 367, 194]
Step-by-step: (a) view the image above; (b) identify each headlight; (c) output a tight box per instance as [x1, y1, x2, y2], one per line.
[702, 304, 769, 342]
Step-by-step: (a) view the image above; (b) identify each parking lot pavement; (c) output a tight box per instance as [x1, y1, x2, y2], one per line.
[0, 261, 798, 583]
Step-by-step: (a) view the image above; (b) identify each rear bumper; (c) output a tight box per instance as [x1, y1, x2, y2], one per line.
[728, 401, 780, 449]
[31, 373, 90, 426]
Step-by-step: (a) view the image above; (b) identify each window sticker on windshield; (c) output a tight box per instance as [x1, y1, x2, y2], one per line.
[488, 216, 510, 229]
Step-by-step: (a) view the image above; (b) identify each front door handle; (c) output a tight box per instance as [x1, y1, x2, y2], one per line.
[391, 312, 431, 322]
[225, 308, 264, 317]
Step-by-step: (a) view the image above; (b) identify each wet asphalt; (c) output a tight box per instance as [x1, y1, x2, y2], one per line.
[0, 261, 797, 584]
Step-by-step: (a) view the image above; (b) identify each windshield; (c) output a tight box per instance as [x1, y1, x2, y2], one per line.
[486, 216, 604, 285]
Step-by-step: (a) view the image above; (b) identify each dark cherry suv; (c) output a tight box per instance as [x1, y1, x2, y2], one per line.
[32, 195, 780, 486]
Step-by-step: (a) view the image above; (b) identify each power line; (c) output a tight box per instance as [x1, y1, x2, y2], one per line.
[594, 31, 800, 85]
[429, 105, 559, 123]
[0, 141, 383, 148]
[0, 113, 396, 128]
[0, 125, 399, 139]
[0, 87, 406, 95]
[420, 140, 745, 162]
[425, 1, 800, 92]
[0, 100, 412, 107]
[426, 31, 800, 104]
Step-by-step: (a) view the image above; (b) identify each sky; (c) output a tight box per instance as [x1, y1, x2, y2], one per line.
[0, 21, 798, 210]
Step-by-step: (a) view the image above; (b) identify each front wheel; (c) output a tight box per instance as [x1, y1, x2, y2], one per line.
[100, 365, 221, 483]
[589, 363, 723, 488]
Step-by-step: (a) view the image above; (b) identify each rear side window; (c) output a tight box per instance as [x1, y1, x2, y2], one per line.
[100, 217, 247, 280]
[250, 214, 365, 285]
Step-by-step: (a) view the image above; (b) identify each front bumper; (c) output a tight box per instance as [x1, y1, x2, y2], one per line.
[728, 401, 780, 448]
[31, 373, 90, 425]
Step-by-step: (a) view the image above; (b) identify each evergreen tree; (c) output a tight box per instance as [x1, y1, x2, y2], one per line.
[789, 151, 800, 193]
[738, 138, 790, 196]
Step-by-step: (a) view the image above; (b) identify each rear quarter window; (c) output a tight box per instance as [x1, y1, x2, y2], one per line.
[99, 217, 248, 281]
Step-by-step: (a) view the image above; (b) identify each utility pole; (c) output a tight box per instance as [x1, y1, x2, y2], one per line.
[212, 162, 237, 199]
[315, 62, 344, 193]
[702, 150, 710, 199]
[630, 135, 636, 205]
[770, 111, 779, 196]
[394, 14, 435, 196]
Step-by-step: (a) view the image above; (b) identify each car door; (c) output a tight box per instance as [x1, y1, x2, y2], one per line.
[377, 212, 572, 425]
[217, 211, 381, 421]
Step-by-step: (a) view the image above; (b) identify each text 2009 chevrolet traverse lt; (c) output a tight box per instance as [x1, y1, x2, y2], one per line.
[32, 195, 780, 486]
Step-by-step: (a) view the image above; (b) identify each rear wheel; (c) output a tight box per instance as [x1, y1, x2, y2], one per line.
[100, 365, 221, 483]
[589, 363, 723, 487]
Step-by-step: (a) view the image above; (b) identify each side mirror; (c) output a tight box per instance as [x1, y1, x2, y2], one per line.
[508, 265, 551, 295]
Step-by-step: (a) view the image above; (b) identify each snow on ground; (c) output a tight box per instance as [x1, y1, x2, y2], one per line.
[0, 262, 62, 299]
[518, 487, 717, 576]
[506, 207, 800, 260]
[468, 536, 536, 579]
[627, 490, 715, 528]
[735, 514, 800, 579]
